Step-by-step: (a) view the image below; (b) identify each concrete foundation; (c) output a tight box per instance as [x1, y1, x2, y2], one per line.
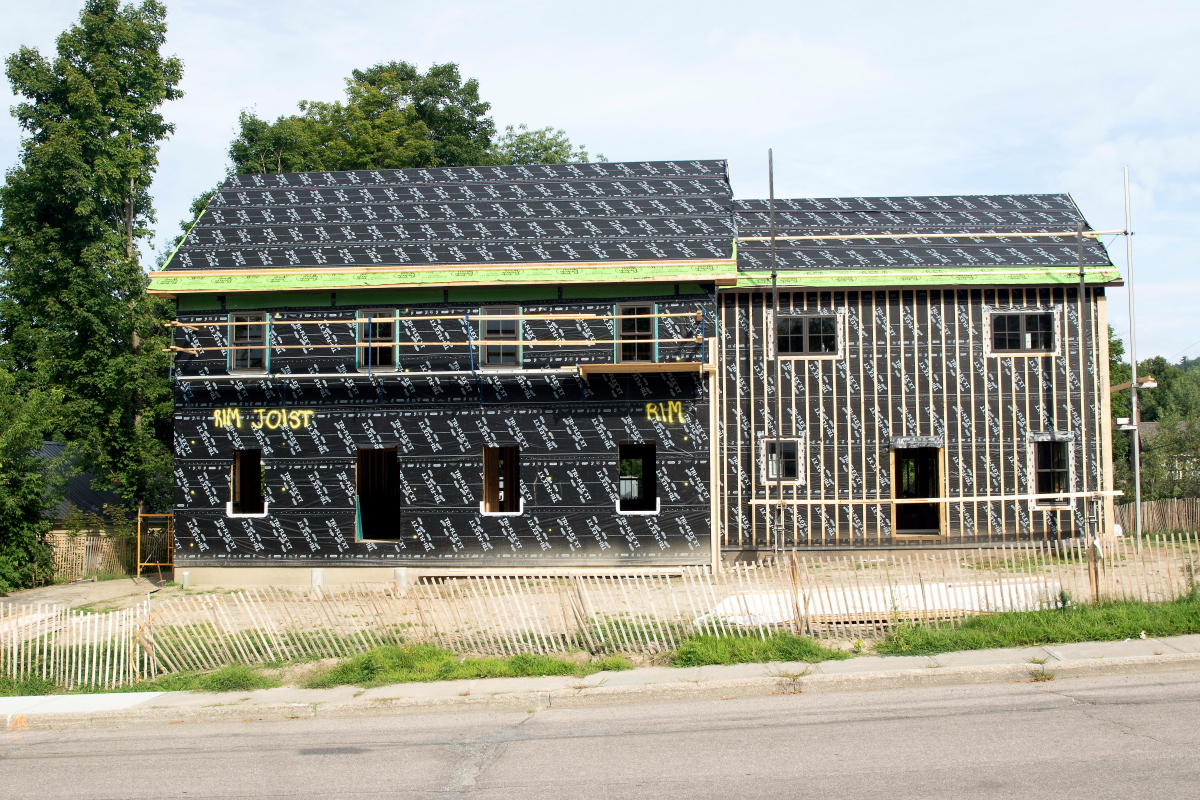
[180, 565, 684, 587]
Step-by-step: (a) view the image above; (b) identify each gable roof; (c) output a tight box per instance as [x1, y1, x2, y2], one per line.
[734, 194, 1119, 287]
[150, 161, 737, 296]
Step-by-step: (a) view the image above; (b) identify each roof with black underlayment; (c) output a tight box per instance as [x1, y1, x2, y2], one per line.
[162, 160, 735, 272]
[734, 194, 1113, 272]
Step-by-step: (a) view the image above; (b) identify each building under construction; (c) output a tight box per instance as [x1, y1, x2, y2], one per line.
[150, 160, 1122, 580]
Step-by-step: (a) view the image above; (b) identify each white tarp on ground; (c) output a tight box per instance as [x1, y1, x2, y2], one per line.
[695, 580, 1063, 627]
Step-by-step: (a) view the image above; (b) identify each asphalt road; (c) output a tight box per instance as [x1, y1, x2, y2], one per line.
[4, 671, 1199, 800]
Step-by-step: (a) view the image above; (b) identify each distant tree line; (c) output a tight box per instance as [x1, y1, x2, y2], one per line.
[1110, 331, 1200, 502]
[0, 0, 602, 591]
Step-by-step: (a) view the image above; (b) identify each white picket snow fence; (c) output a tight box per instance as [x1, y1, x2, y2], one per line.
[2, 534, 1198, 689]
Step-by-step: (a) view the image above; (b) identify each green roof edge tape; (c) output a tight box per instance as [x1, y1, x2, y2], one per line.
[733, 266, 1122, 288]
[149, 261, 737, 294]
[160, 192, 216, 272]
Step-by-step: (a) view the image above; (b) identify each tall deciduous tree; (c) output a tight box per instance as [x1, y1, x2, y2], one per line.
[228, 61, 598, 173]
[0, 0, 182, 515]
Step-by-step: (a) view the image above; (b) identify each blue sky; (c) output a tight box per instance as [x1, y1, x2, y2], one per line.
[3, 0, 1197, 361]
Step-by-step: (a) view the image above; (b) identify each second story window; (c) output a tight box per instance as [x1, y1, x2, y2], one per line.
[482, 306, 519, 366]
[991, 312, 1054, 353]
[358, 309, 396, 371]
[230, 313, 266, 372]
[776, 314, 838, 356]
[617, 304, 655, 362]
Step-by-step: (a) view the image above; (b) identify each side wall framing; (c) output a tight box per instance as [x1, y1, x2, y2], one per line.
[716, 285, 1112, 549]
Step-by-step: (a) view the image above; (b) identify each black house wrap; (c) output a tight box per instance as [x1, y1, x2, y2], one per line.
[152, 161, 1123, 569]
[171, 292, 715, 566]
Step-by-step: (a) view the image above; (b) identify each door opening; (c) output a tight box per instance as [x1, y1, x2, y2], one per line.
[357, 448, 399, 539]
[483, 445, 521, 513]
[894, 447, 941, 534]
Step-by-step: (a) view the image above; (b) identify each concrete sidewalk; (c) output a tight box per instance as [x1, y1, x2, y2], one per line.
[5, 634, 1200, 730]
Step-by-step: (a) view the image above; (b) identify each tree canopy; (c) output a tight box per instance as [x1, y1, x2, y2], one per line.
[1110, 330, 1200, 502]
[229, 61, 601, 174]
[0, 0, 180, 521]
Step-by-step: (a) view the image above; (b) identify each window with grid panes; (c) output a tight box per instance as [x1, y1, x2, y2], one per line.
[764, 439, 803, 483]
[776, 314, 838, 355]
[229, 313, 267, 372]
[992, 312, 1054, 353]
[1034, 440, 1071, 504]
[617, 305, 655, 362]
[358, 309, 396, 370]
[481, 307, 520, 366]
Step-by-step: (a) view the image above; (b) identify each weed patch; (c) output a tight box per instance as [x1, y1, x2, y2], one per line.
[304, 645, 630, 688]
[877, 597, 1200, 656]
[671, 632, 852, 667]
[0, 675, 61, 697]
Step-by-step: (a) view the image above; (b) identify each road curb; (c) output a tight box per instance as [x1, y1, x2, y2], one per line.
[13, 652, 1200, 730]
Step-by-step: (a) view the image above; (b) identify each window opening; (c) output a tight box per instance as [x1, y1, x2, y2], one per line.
[1035, 441, 1071, 505]
[764, 439, 802, 482]
[483, 445, 521, 513]
[230, 313, 267, 372]
[618, 443, 657, 512]
[358, 309, 396, 370]
[357, 448, 400, 539]
[481, 307, 519, 366]
[776, 314, 838, 356]
[617, 305, 655, 363]
[992, 312, 1054, 353]
[231, 449, 264, 515]
[894, 447, 941, 534]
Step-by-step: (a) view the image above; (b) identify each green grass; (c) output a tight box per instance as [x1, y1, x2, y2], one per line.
[877, 597, 1200, 656]
[671, 632, 852, 667]
[303, 644, 632, 689]
[0, 675, 61, 697]
[116, 665, 282, 693]
[0, 665, 281, 697]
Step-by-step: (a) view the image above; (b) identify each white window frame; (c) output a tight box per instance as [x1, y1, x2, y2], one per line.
[1026, 432, 1075, 509]
[228, 312, 269, 374]
[985, 308, 1061, 357]
[771, 311, 845, 360]
[479, 306, 522, 368]
[615, 303, 658, 364]
[357, 308, 398, 372]
[759, 436, 806, 485]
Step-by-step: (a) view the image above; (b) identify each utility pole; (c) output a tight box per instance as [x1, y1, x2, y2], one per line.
[768, 150, 783, 555]
[1124, 166, 1142, 548]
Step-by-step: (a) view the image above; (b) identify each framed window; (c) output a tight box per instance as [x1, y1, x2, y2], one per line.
[775, 314, 839, 357]
[229, 313, 267, 372]
[989, 311, 1055, 354]
[617, 304, 655, 363]
[761, 438, 804, 484]
[482, 445, 521, 514]
[481, 307, 520, 367]
[358, 309, 396, 371]
[228, 449, 264, 516]
[1032, 439, 1072, 507]
[618, 442, 658, 513]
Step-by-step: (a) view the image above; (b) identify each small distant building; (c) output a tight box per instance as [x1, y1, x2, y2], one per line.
[39, 442, 122, 527]
[149, 161, 1120, 581]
